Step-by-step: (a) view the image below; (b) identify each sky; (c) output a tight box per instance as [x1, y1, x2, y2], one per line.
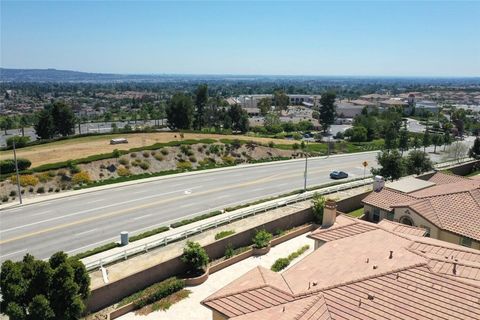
[1, 1, 479, 77]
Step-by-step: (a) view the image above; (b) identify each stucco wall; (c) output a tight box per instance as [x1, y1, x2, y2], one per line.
[393, 207, 440, 239]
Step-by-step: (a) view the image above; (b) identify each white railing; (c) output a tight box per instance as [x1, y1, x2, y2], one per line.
[83, 177, 372, 271]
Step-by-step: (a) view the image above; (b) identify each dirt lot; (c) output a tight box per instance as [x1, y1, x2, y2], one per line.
[0, 132, 297, 167]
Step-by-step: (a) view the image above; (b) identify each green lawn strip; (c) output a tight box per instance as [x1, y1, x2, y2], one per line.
[347, 207, 365, 218]
[170, 210, 223, 228]
[73, 226, 170, 260]
[214, 230, 235, 240]
[271, 245, 310, 272]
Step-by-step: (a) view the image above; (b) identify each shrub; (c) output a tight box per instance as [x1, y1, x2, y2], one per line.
[0, 158, 32, 173]
[132, 277, 185, 309]
[2, 196, 8, 202]
[129, 226, 170, 242]
[171, 210, 222, 228]
[181, 241, 209, 273]
[176, 161, 192, 170]
[36, 172, 51, 183]
[208, 144, 221, 155]
[268, 141, 275, 148]
[160, 149, 169, 155]
[252, 229, 272, 249]
[215, 230, 235, 240]
[9, 190, 16, 197]
[130, 152, 137, 158]
[139, 161, 150, 170]
[57, 169, 67, 176]
[143, 151, 150, 158]
[221, 156, 236, 165]
[199, 158, 215, 167]
[48, 187, 54, 193]
[55, 188, 60, 192]
[224, 243, 235, 259]
[271, 258, 290, 272]
[37, 186, 45, 193]
[180, 145, 191, 155]
[99, 164, 106, 170]
[154, 154, 164, 161]
[10, 174, 39, 187]
[150, 151, 156, 156]
[119, 157, 129, 165]
[72, 171, 91, 185]
[271, 245, 310, 272]
[117, 167, 131, 177]
[312, 193, 326, 224]
[47, 170, 56, 177]
[189, 156, 197, 163]
[6, 135, 30, 148]
[197, 146, 204, 153]
[29, 187, 34, 193]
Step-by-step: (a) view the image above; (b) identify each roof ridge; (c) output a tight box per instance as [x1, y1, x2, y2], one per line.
[310, 220, 362, 235]
[203, 283, 269, 303]
[293, 262, 428, 298]
[427, 256, 480, 269]
[292, 295, 323, 320]
[410, 239, 480, 255]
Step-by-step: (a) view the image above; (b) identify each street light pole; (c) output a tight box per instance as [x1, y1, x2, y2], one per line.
[303, 140, 308, 192]
[12, 139, 23, 204]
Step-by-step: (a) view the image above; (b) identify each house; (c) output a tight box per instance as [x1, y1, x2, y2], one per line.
[362, 171, 480, 249]
[202, 200, 480, 320]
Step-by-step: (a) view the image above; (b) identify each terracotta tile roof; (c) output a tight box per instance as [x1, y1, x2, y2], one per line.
[426, 171, 472, 185]
[203, 219, 480, 320]
[377, 220, 427, 237]
[309, 219, 377, 242]
[361, 188, 416, 212]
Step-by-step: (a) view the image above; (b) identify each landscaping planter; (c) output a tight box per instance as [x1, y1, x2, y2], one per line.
[252, 243, 271, 256]
[184, 268, 209, 286]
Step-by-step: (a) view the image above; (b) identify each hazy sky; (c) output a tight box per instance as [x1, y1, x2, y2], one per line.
[1, 1, 479, 77]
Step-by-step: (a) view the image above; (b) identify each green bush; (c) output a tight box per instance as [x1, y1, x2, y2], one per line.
[171, 210, 222, 228]
[6, 135, 30, 148]
[189, 156, 197, 163]
[160, 149, 169, 155]
[129, 226, 170, 242]
[0, 158, 32, 173]
[123, 277, 185, 309]
[271, 258, 290, 272]
[312, 193, 326, 224]
[224, 243, 235, 259]
[221, 156, 236, 165]
[143, 151, 150, 158]
[130, 152, 137, 158]
[176, 161, 192, 170]
[215, 230, 235, 240]
[72, 242, 119, 260]
[2, 196, 8, 202]
[252, 229, 272, 248]
[271, 245, 310, 272]
[181, 241, 209, 273]
[119, 157, 129, 165]
[37, 186, 45, 193]
[139, 161, 150, 170]
[154, 154, 164, 161]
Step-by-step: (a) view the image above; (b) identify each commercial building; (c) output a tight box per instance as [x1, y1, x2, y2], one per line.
[203, 200, 480, 320]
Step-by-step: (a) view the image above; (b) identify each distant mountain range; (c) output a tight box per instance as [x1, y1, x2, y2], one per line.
[1, 68, 479, 83]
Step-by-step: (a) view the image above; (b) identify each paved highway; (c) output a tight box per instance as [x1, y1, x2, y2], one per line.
[0, 152, 380, 262]
[0, 143, 469, 263]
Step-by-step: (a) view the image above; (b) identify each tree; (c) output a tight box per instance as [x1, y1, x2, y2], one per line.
[181, 241, 209, 274]
[311, 193, 326, 224]
[0, 252, 89, 320]
[28, 295, 54, 320]
[432, 134, 443, 153]
[422, 130, 431, 153]
[319, 92, 336, 133]
[34, 109, 55, 140]
[257, 97, 271, 116]
[194, 84, 208, 130]
[443, 132, 452, 151]
[19, 115, 30, 137]
[398, 128, 409, 155]
[228, 104, 249, 133]
[273, 91, 289, 111]
[384, 124, 398, 150]
[252, 229, 272, 248]
[469, 137, 480, 159]
[412, 135, 421, 150]
[405, 150, 433, 175]
[264, 112, 282, 133]
[1, 116, 15, 135]
[371, 150, 405, 181]
[51, 102, 76, 136]
[166, 93, 194, 130]
[344, 126, 367, 142]
[444, 142, 469, 163]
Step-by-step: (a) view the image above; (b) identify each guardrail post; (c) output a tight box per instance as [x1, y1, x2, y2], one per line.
[124, 250, 127, 260]
[144, 244, 148, 253]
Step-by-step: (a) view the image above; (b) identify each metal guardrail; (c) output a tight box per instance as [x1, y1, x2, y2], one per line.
[83, 177, 372, 270]
[83, 157, 475, 271]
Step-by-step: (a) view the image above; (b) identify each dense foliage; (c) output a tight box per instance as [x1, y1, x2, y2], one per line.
[0, 252, 90, 320]
[181, 241, 209, 273]
[252, 229, 272, 249]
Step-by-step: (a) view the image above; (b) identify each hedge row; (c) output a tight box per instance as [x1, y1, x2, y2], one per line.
[0, 158, 32, 174]
[171, 210, 223, 228]
[71, 242, 119, 260]
[129, 226, 170, 242]
[271, 245, 310, 272]
[132, 277, 185, 309]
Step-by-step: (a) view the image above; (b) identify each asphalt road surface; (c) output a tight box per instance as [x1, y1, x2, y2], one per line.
[0, 142, 469, 263]
[0, 152, 379, 262]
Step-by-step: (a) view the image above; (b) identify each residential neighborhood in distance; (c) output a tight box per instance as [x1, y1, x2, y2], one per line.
[1, 1, 479, 320]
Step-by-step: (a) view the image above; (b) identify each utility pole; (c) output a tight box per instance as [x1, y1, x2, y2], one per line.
[12, 139, 22, 204]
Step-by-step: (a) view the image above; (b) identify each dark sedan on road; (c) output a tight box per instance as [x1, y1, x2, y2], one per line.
[330, 171, 348, 179]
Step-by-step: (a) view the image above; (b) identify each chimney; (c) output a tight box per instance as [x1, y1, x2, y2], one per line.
[322, 199, 337, 228]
